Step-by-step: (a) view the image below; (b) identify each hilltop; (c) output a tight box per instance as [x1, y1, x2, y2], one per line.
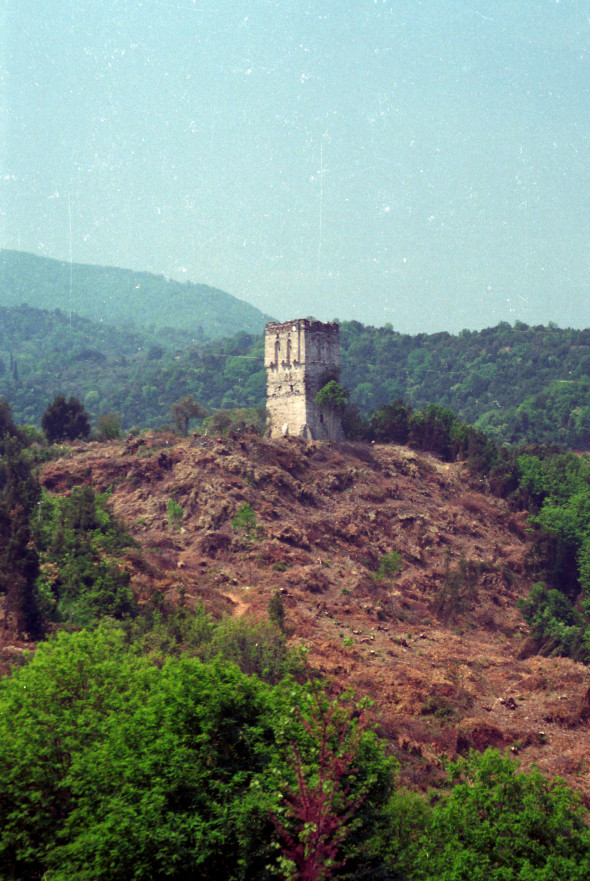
[23, 432, 590, 800]
[0, 249, 274, 339]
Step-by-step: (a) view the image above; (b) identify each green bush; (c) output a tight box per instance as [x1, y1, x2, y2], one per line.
[415, 749, 590, 881]
[433, 552, 478, 622]
[517, 582, 588, 662]
[202, 615, 294, 684]
[166, 498, 184, 530]
[97, 411, 122, 440]
[33, 486, 137, 627]
[267, 590, 286, 632]
[127, 601, 296, 684]
[373, 550, 403, 582]
[0, 430, 44, 638]
[232, 502, 263, 543]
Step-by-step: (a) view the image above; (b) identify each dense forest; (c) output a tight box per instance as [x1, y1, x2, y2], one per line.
[2, 303, 590, 448]
[340, 320, 590, 448]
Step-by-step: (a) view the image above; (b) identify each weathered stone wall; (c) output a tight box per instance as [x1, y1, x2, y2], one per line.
[265, 319, 343, 440]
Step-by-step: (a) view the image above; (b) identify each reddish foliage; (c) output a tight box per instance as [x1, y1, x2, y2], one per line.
[273, 693, 366, 881]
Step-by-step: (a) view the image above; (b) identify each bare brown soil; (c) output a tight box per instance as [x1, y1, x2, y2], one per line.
[6, 432, 590, 800]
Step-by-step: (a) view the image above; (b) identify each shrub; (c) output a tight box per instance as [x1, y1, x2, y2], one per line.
[370, 399, 411, 444]
[207, 408, 233, 434]
[97, 411, 122, 440]
[205, 407, 266, 436]
[268, 590, 286, 632]
[373, 551, 403, 582]
[203, 616, 294, 684]
[433, 551, 478, 622]
[170, 395, 207, 435]
[166, 498, 184, 530]
[232, 502, 263, 543]
[33, 486, 137, 627]
[517, 582, 588, 662]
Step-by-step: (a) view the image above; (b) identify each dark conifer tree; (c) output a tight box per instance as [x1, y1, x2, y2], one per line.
[41, 395, 91, 443]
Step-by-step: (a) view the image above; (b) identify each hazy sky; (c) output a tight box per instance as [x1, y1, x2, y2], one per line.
[2, 1, 589, 333]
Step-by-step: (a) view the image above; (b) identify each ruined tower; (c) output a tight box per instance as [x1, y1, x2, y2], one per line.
[265, 319, 344, 440]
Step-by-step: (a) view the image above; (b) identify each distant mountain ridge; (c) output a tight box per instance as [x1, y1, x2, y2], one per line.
[0, 250, 274, 339]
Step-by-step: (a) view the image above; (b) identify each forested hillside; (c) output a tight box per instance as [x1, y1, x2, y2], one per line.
[339, 320, 590, 448]
[2, 289, 590, 448]
[0, 304, 264, 429]
[0, 249, 273, 338]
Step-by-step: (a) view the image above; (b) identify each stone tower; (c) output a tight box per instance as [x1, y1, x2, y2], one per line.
[265, 319, 344, 440]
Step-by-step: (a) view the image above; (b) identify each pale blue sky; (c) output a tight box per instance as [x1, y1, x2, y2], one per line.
[2, 1, 589, 332]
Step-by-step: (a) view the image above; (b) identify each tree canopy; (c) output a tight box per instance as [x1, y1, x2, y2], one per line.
[0, 625, 393, 881]
[41, 394, 91, 443]
[171, 394, 208, 435]
[414, 749, 590, 881]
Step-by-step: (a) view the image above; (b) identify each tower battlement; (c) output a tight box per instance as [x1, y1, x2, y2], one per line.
[265, 319, 343, 440]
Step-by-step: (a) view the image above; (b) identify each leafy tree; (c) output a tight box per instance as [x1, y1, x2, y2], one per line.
[232, 502, 263, 544]
[97, 411, 122, 440]
[373, 551, 403, 583]
[166, 497, 184, 530]
[41, 394, 91, 443]
[208, 408, 234, 434]
[34, 486, 136, 627]
[409, 404, 457, 460]
[0, 625, 393, 881]
[416, 749, 590, 881]
[272, 696, 369, 881]
[371, 399, 412, 444]
[517, 582, 587, 661]
[0, 627, 276, 880]
[315, 381, 348, 441]
[340, 403, 369, 441]
[171, 394, 208, 435]
[0, 395, 25, 442]
[271, 683, 395, 881]
[511, 452, 590, 663]
[367, 787, 432, 880]
[268, 590, 286, 633]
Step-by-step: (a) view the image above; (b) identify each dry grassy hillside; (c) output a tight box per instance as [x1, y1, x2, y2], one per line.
[11, 431, 590, 799]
